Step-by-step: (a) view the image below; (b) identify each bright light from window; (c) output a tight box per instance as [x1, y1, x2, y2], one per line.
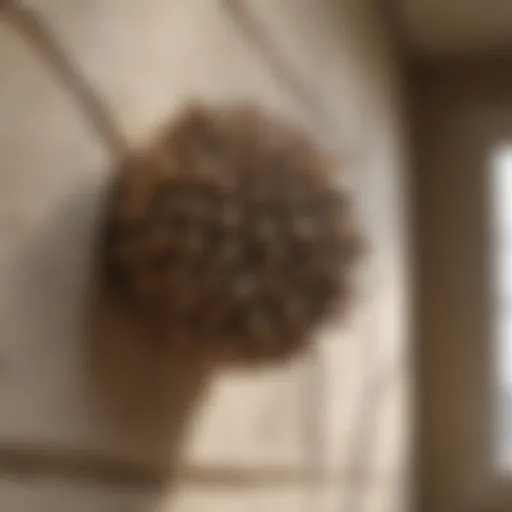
[491, 144, 512, 472]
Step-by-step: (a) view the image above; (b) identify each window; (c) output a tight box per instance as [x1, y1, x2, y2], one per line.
[491, 145, 512, 474]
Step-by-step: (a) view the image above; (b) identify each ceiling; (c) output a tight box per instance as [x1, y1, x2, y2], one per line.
[393, 0, 512, 57]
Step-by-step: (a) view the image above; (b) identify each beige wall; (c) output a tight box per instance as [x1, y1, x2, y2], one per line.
[0, 1, 409, 510]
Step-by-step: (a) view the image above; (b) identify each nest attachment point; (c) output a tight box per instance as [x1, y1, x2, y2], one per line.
[99, 103, 365, 366]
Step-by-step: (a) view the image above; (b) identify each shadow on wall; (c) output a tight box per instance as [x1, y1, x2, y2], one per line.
[0, 176, 213, 511]
[0, 4, 214, 509]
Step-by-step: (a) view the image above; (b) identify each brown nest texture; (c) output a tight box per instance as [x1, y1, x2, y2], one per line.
[99, 103, 364, 364]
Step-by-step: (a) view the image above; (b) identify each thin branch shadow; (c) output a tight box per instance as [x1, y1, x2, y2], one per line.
[221, 0, 361, 165]
[343, 359, 404, 512]
[0, 1, 127, 158]
[222, 0, 328, 124]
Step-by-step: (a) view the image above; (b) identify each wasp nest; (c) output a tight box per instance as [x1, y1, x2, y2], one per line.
[100, 104, 364, 364]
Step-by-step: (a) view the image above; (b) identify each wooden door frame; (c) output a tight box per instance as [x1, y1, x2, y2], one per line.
[412, 56, 512, 512]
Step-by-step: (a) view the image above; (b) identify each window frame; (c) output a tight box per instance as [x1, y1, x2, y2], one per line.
[415, 67, 512, 512]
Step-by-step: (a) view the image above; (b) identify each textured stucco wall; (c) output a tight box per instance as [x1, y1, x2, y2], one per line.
[0, 1, 409, 510]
